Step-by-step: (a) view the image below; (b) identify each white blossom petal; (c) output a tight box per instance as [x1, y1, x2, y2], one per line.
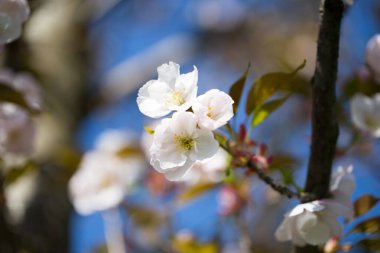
[191, 129, 219, 160]
[157, 61, 179, 87]
[297, 211, 330, 246]
[137, 80, 172, 118]
[366, 34, 380, 81]
[330, 165, 355, 207]
[350, 94, 380, 137]
[275, 215, 293, 242]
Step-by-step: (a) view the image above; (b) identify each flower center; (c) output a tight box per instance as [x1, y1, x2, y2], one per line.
[99, 175, 115, 189]
[173, 134, 194, 151]
[207, 106, 214, 118]
[170, 90, 185, 106]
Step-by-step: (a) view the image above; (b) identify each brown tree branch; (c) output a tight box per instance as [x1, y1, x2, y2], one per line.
[297, 0, 344, 252]
[246, 162, 301, 199]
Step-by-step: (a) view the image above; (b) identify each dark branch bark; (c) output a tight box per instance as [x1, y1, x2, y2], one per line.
[297, 0, 344, 252]
[305, 0, 343, 202]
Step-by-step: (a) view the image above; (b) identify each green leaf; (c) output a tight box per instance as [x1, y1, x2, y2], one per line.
[251, 95, 290, 127]
[349, 216, 380, 234]
[0, 83, 34, 113]
[354, 195, 380, 217]
[279, 169, 294, 186]
[245, 60, 306, 115]
[229, 63, 250, 113]
[177, 183, 219, 204]
[224, 167, 235, 184]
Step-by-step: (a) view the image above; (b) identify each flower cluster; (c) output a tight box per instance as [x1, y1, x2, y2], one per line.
[0, 0, 29, 46]
[137, 61, 234, 181]
[69, 130, 146, 215]
[275, 165, 355, 246]
[0, 70, 41, 167]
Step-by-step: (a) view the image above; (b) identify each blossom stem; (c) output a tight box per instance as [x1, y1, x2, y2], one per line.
[247, 161, 301, 199]
[102, 208, 127, 253]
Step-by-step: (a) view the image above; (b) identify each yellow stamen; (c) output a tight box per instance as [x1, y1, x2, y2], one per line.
[170, 90, 185, 106]
[207, 106, 214, 118]
[173, 134, 194, 151]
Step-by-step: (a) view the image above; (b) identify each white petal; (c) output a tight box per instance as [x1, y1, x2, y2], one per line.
[319, 212, 342, 238]
[350, 94, 380, 136]
[191, 129, 219, 161]
[296, 211, 330, 245]
[157, 61, 180, 87]
[289, 202, 324, 217]
[275, 215, 293, 241]
[163, 160, 194, 181]
[321, 199, 353, 219]
[366, 34, 380, 78]
[170, 111, 196, 136]
[330, 165, 355, 206]
[170, 66, 198, 111]
[137, 80, 172, 118]
[155, 144, 187, 170]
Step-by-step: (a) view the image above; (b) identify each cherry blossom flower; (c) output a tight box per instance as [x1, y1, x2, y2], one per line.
[69, 150, 145, 215]
[365, 34, 380, 81]
[192, 89, 234, 130]
[275, 200, 352, 246]
[0, 0, 29, 45]
[275, 166, 355, 246]
[149, 111, 219, 181]
[137, 61, 198, 118]
[69, 130, 145, 215]
[350, 94, 380, 137]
